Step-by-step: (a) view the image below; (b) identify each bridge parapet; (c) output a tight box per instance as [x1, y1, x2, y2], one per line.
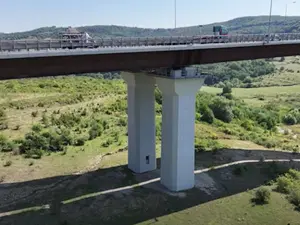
[1, 33, 300, 52]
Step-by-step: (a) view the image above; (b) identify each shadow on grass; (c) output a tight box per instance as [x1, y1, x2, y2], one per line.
[0, 149, 300, 225]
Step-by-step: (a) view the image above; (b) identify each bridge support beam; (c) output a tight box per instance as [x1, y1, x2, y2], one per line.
[156, 77, 204, 191]
[122, 72, 156, 173]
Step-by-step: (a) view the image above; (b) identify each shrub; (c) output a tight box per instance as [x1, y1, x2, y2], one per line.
[276, 175, 294, 193]
[75, 137, 86, 146]
[155, 88, 162, 105]
[52, 112, 81, 128]
[254, 187, 271, 204]
[3, 160, 12, 167]
[0, 122, 8, 130]
[19, 132, 49, 153]
[199, 105, 214, 124]
[223, 93, 233, 100]
[31, 111, 38, 118]
[102, 138, 114, 147]
[288, 183, 300, 208]
[287, 169, 300, 181]
[41, 113, 50, 127]
[222, 85, 232, 95]
[25, 148, 43, 159]
[118, 117, 127, 127]
[0, 135, 16, 152]
[32, 124, 43, 132]
[282, 114, 297, 125]
[12, 124, 21, 130]
[209, 98, 234, 123]
[0, 109, 6, 118]
[0, 110, 8, 130]
[37, 102, 45, 107]
[88, 121, 103, 140]
[241, 120, 254, 131]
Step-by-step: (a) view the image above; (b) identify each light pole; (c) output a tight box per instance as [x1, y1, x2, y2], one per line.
[285, 1, 296, 24]
[199, 25, 203, 36]
[267, 0, 273, 40]
[174, 0, 177, 28]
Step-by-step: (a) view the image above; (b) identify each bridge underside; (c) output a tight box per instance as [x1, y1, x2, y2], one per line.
[0, 43, 300, 80]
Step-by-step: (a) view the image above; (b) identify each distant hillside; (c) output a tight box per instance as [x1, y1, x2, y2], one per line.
[1, 15, 300, 40]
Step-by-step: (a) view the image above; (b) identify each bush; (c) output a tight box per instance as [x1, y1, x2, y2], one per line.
[32, 124, 43, 132]
[41, 113, 50, 127]
[102, 138, 114, 147]
[3, 160, 12, 167]
[118, 117, 127, 127]
[25, 148, 43, 159]
[223, 93, 233, 100]
[0, 109, 8, 130]
[19, 132, 49, 153]
[276, 175, 294, 193]
[31, 111, 38, 118]
[241, 120, 254, 131]
[155, 88, 162, 105]
[288, 183, 300, 208]
[88, 121, 103, 140]
[52, 112, 81, 128]
[209, 98, 234, 123]
[222, 85, 232, 94]
[282, 114, 297, 125]
[199, 105, 214, 124]
[0, 109, 6, 119]
[254, 187, 271, 204]
[287, 169, 300, 181]
[0, 135, 16, 152]
[75, 137, 86, 146]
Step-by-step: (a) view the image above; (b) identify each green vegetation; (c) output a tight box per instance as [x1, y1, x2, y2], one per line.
[1, 72, 300, 158]
[201, 59, 276, 86]
[253, 187, 271, 204]
[275, 169, 300, 209]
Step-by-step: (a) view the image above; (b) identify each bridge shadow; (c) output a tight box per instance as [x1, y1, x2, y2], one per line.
[0, 149, 300, 225]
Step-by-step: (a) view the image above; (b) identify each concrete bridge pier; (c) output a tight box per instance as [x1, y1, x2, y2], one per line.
[156, 76, 204, 192]
[122, 72, 156, 173]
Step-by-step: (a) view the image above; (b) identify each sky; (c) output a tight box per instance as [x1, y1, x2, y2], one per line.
[0, 0, 299, 33]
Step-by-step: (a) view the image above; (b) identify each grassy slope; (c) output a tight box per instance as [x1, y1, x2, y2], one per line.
[138, 190, 300, 225]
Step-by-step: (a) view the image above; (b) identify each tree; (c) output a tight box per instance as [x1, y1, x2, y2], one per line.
[222, 85, 232, 95]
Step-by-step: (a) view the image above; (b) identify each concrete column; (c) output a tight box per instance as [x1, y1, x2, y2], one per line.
[122, 72, 156, 173]
[156, 77, 204, 191]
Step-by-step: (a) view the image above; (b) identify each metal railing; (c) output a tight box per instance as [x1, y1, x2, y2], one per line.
[0, 33, 300, 52]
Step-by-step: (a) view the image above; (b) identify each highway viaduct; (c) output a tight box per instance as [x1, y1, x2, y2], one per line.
[0, 37, 300, 191]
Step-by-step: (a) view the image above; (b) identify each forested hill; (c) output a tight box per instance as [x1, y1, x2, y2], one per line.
[1, 15, 300, 40]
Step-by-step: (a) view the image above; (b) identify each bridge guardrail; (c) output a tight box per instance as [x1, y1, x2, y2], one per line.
[0, 33, 300, 52]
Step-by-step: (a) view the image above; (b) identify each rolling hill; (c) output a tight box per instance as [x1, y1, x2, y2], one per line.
[0, 15, 299, 40]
